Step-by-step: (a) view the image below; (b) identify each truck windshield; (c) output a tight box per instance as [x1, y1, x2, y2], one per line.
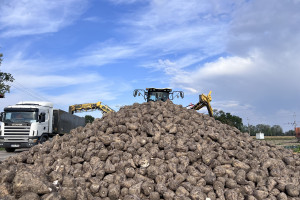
[3, 111, 37, 123]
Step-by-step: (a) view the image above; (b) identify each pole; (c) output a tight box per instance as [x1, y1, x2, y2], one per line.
[247, 117, 250, 136]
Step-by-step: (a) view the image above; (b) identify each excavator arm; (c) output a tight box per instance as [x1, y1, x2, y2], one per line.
[191, 91, 213, 117]
[69, 101, 114, 114]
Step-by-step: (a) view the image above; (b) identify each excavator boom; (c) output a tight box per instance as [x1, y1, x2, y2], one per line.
[191, 91, 213, 117]
[69, 101, 114, 114]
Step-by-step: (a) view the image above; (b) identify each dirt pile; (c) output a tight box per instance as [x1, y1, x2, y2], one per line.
[0, 101, 300, 200]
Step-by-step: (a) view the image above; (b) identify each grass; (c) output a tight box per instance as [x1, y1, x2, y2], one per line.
[252, 135, 300, 153]
[293, 146, 300, 153]
[252, 136, 295, 140]
[264, 136, 296, 141]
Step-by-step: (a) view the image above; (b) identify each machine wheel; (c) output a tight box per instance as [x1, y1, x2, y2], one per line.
[39, 135, 49, 144]
[5, 148, 16, 152]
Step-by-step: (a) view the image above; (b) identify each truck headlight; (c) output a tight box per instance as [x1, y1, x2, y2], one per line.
[28, 139, 38, 143]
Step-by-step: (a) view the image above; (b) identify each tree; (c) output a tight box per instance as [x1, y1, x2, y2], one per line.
[285, 130, 295, 136]
[213, 109, 244, 131]
[255, 124, 271, 136]
[0, 53, 14, 98]
[271, 125, 283, 136]
[246, 124, 284, 136]
[85, 115, 95, 124]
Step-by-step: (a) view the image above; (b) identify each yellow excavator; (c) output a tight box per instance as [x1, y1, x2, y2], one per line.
[69, 101, 114, 114]
[133, 88, 213, 117]
[69, 88, 213, 117]
[187, 91, 213, 117]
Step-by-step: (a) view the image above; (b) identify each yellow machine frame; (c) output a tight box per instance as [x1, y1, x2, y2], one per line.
[69, 101, 114, 114]
[191, 91, 213, 117]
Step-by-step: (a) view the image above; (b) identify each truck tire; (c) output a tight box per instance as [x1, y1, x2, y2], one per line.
[5, 148, 16, 152]
[39, 135, 49, 144]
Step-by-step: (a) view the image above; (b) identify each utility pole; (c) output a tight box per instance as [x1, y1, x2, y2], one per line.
[287, 112, 297, 135]
[289, 113, 297, 129]
[293, 112, 297, 130]
[247, 117, 250, 136]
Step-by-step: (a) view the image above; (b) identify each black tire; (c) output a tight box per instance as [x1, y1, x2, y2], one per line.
[5, 148, 16, 152]
[39, 135, 49, 144]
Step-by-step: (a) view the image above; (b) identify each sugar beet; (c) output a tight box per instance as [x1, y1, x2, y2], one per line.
[0, 101, 299, 199]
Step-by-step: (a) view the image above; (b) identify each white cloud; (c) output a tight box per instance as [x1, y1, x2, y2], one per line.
[82, 16, 101, 22]
[0, 49, 132, 113]
[0, 70, 131, 114]
[196, 56, 252, 78]
[147, 0, 300, 130]
[0, 82, 117, 114]
[40, 1, 234, 69]
[108, 0, 144, 4]
[71, 42, 140, 67]
[228, 0, 300, 57]
[14, 74, 102, 89]
[0, 0, 88, 37]
[128, 0, 235, 28]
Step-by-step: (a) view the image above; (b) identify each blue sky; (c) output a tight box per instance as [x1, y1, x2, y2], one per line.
[1, 0, 300, 131]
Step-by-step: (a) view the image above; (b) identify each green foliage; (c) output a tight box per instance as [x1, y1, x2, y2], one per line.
[85, 115, 95, 124]
[285, 129, 295, 136]
[213, 109, 244, 131]
[0, 53, 14, 97]
[213, 109, 287, 137]
[294, 146, 300, 153]
[247, 124, 284, 136]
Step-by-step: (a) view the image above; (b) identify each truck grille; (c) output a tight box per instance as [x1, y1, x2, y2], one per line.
[3, 125, 30, 142]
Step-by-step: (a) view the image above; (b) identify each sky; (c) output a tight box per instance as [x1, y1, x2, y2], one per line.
[0, 0, 300, 132]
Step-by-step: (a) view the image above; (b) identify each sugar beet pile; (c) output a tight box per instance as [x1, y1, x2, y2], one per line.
[1, 101, 300, 200]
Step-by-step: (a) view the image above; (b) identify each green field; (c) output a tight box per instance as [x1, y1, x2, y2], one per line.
[256, 136, 295, 140]
[253, 136, 300, 152]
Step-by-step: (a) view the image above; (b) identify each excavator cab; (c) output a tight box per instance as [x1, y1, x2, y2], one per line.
[147, 88, 172, 102]
[133, 88, 184, 102]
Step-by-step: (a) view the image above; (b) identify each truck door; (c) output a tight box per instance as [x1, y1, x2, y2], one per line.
[38, 111, 49, 135]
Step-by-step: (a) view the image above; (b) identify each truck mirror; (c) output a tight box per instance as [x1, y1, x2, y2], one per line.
[0, 112, 3, 121]
[38, 113, 46, 123]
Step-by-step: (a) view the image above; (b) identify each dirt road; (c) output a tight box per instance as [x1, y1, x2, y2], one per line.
[0, 149, 27, 161]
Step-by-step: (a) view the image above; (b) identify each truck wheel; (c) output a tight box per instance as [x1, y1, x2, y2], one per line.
[39, 135, 49, 144]
[5, 148, 16, 152]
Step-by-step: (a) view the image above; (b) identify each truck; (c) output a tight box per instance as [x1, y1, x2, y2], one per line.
[0, 101, 85, 152]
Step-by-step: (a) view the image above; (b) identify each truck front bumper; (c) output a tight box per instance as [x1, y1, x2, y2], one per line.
[0, 136, 39, 148]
